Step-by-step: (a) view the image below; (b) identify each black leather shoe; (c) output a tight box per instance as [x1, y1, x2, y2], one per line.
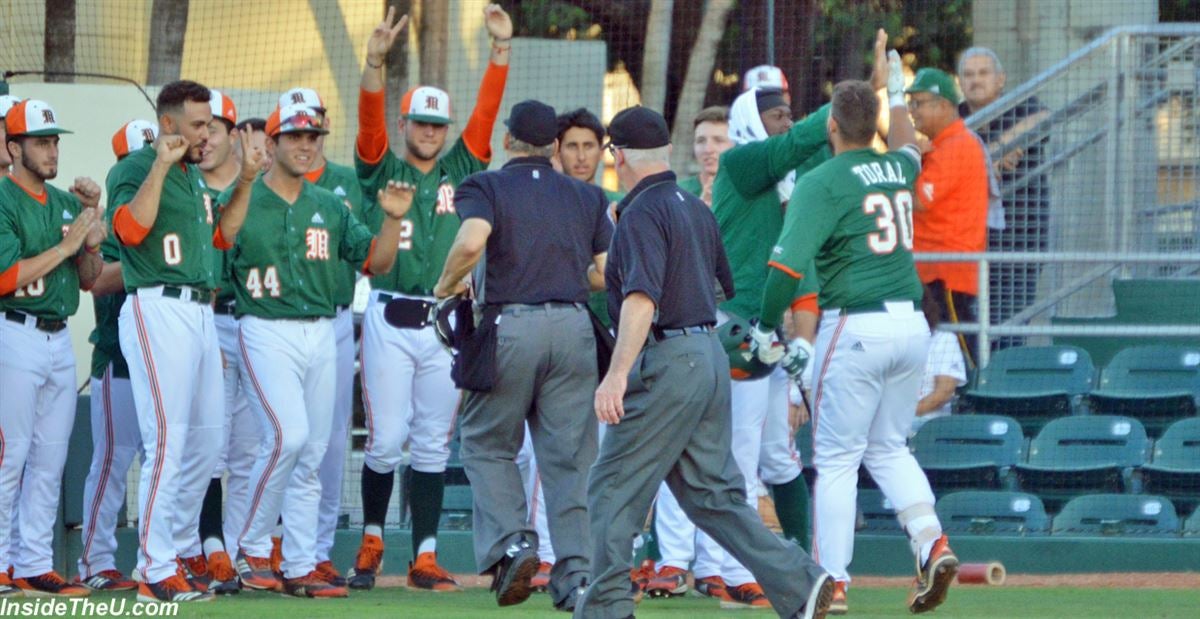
[492, 540, 539, 607]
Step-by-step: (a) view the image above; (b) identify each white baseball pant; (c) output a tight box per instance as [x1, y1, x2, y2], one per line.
[119, 289, 224, 583]
[237, 315, 335, 579]
[316, 307, 355, 563]
[78, 366, 142, 577]
[810, 303, 937, 584]
[0, 317, 76, 578]
[360, 291, 457, 475]
[516, 427, 555, 563]
[653, 482, 724, 578]
[214, 311, 259, 552]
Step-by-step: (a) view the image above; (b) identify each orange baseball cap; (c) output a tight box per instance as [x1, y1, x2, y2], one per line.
[208, 89, 238, 125]
[112, 119, 159, 159]
[5, 99, 72, 137]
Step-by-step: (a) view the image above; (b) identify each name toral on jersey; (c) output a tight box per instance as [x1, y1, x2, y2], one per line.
[850, 160, 907, 187]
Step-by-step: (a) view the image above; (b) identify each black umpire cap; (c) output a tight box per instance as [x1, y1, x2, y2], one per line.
[504, 100, 558, 147]
[606, 106, 670, 149]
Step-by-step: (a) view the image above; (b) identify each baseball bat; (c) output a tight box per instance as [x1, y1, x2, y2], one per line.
[957, 562, 1006, 585]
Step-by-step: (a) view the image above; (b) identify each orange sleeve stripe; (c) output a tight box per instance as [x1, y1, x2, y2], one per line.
[0, 263, 19, 296]
[767, 260, 803, 279]
[357, 88, 390, 165]
[112, 205, 151, 246]
[790, 293, 819, 315]
[462, 62, 510, 163]
[212, 226, 233, 250]
[362, 238, 378, 274]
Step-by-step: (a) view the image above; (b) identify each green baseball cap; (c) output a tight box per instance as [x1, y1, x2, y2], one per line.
[905, 68, 962, 105]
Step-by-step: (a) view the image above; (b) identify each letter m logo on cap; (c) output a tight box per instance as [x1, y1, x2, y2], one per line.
[42, 109, 55, 124]
[400, 86, 452, 125]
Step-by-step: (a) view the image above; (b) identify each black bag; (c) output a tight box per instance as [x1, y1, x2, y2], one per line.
[587, 305, 616, 377]
[450, 305, 503, 392]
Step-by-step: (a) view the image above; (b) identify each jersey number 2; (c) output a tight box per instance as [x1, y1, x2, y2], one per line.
[245, 266, 281, 299]
[862, 191, 914, 254]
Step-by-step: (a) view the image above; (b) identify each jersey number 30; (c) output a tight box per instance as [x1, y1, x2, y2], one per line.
[862, 191, 914, 254]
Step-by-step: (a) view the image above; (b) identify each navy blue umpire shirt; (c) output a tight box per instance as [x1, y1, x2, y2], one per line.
[454, 156, 613, 305]
[605, 170, 734, 330]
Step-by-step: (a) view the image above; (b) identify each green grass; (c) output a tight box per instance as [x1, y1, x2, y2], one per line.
[74, 586, 1198, 618]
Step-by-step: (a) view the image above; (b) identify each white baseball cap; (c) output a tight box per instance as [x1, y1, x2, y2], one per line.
[401, 86, 452, 125]
[0, 95, 21, 120]
[266, 103, 328, 137]
[208, 89, 238, 126]
[280, 87, 326, 115]
[4, 99, 72, 137]
[743, 65, 790, 92]
[112, 119, 159, 159]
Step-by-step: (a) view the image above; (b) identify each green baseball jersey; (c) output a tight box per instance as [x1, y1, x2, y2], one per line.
[356, 138, 484, 295]
[677, 175, 702, 198]
[770, 145, 924, 310]
[0, 177, 84, 321]
[585, 188, 622, 328]
[108, 145, 218, 292]
[221, 178, 375, 319]
[204, 182, 238, 303]
[713, 104, 831, 319]
[89, 203, 129, 380]
[312, 161, 365, 307]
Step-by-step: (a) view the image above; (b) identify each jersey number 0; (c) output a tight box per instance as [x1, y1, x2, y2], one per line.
[862, 191, 914, 254]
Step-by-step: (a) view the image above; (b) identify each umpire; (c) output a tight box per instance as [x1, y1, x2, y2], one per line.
[433, 99, 611, 610]
[573, 107, 833, 619]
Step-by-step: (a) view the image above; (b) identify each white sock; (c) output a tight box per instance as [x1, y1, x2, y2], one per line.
[417, 537, 437, 555]
[364, 524, 383, 538]
[202, 537, 225, 559]
[904, 514, 941, 564]
[919, 539, 936, 565]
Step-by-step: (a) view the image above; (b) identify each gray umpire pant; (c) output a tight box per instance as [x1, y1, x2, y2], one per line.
[459, 302, 598, 605]
[573, 331, 826, 619]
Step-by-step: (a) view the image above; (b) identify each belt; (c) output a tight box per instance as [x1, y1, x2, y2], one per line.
[5, 310, 67, 333]
[375, 291, 435, 304]
[336, 304, 350, 312]
[499, 301, 583, 316]
[838, 300, 919, 316]
[214, 300, 236, 316]
[649, 324, 712, 343]
[139, 284, 210, 305]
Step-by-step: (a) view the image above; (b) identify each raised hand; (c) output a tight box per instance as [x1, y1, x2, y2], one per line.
[61, 208, 96, 253]
[238, 125, 264, 180]
[483, 3, 513, 40]
[378, 180, 415, 220]
[887, 49, 906, 107]
[871, 28, 889, 92]
[155, 134, 189, 164]
[367, 6, 410, 67]
[69, 177, 101, 210]
[84, 214, 107, 250]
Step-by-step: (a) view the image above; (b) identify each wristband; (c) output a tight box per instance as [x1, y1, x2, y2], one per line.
[366, 58, 383, 69]
[84, 244, 101, 255]
[889, 93, 906, 109]
[53, 246, 68, 260]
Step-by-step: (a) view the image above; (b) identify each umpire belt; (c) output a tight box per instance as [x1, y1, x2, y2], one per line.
[5, 310, 67, 333]
[647, 324, 712, 345]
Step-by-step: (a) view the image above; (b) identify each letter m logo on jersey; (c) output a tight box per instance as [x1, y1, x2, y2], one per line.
[305, 228, 330, 260]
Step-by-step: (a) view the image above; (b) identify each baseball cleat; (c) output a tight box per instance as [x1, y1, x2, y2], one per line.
[720, 582, 772, 610]
[0, 572, 20, 597]
[829, 581, 848, 615]
[793, 573, 834, 619]
[137, 574, 213, 603]
[206, 551, 241, 595]
[75, 569, 137, 592]
[314, 561, 347, 588]
[491, 540, 538, 607]
[179, 554, 211, 592]
[283, 571, 349, 598]
[907, 534, 958, 614]
[694, 575, 731, 601]
[236, 551, 283, 592]
[530, 561, 552, 593]
[269, 536, 283, 578]
[347, 533, 384, 590]
[13, 571, 89, 598]
[407, 552, 463, 592]
[646, 566, 689, 598]
[630, 558, 655, 593]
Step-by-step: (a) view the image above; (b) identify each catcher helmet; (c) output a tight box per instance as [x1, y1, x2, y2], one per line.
[717, 315, 777, 381]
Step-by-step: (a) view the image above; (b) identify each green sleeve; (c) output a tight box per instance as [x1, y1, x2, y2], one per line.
[338, 203, 376, 266]
[356, 152, 393, 234]
[0, 203, 19, 271]
[107, 156, 149, 210]
[721, 103, 831, 198]
[100, 206, 121, 263]
[439, 138, 488, 183]
[759, 267, 799, 331]
[772, 175, 838, 276]
[794, 261, 819, 298]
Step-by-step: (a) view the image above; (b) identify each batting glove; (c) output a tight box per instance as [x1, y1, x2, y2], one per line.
[749, 324, 785, 365]
[887, 49, 906, 108]
[780, 338, 814, 381]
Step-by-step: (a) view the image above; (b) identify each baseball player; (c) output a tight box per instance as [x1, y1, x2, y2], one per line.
[575, 105, 833, 619]
[0, 99, 104, 598]
[74, 120, 159, 594]
[755, 54, 958, 615]
[228, 103, 410, 598]
[109, 80, 257, 603]
[348, 4, 512, 591]
[0, 95, 22, 169]
[276, 86, 366, 588]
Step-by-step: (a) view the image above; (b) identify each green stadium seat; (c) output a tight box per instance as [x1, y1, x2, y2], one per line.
[910, 415, 1025, 495]
[1015, 416, 1149, 511]
[855, 488, 901, 535]
[964, 346, 1095, 436]
[1051, 315, 1142, 369]
[1140, 418, 1200, 513]
[439, 484, 474, 531]
[935, 491, 1049, 536]
[1184, 508, 1200, 538]
[1112, 279, 1200, 324]
[1088, 346, 1200, 437]
[1051, 494, 1180, 537]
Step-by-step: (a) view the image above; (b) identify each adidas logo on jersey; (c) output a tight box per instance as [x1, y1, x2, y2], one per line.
[311, 213, 325, 224]
[62, 209, 73, 220]
[333, 186, 347, 197]
[851, 341, 866, 352]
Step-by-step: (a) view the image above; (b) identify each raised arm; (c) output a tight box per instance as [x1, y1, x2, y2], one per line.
[113, 135, 188, 244]
[885, 49, 918, 152]
[460, 4, 513, 162]
[214, 126, 265, 248]
[357, 7, 410, 163]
